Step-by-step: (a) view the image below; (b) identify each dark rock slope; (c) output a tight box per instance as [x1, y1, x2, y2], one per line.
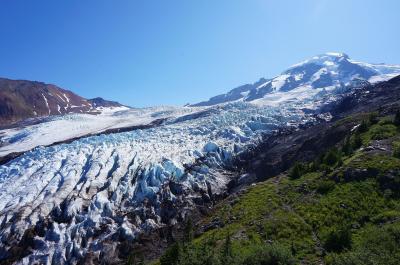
[234, 75, 400, 184]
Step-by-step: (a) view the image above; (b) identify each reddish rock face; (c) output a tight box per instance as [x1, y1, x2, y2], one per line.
[0, 78, 122, 126]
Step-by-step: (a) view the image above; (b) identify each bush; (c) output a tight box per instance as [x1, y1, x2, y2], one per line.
[288, 162, 307, 179]
[371, 210, 400, 224]
[351, 134, 362, 150]
[369, 124, 397, 140]
[368, 112, 379, 125]
[357, 120, 369, 133]
[241, 244, 296, 265]
[393, 141, 400, 158]
[394, 110, 400, 126]
[323, 227, 352, 253]
[159, 241, 296, 265]
[341, 136, 353, 156]
[323, 148, 342, 167]
[160, 243, 181, 265]
[316, 180, 336, 194]
[184, 219, 194, 242]
[328, 224, 400, 265]
[221, 233, 233, 264]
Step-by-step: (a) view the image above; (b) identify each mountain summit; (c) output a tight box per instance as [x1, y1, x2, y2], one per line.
[193, 53, 400, 106]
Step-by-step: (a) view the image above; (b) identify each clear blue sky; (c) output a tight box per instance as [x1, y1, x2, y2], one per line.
[0, 0, 399, 107]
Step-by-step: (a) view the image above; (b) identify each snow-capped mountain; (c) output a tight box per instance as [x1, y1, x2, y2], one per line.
[0, 78, 126, 127]
[193, 52, 400, 106]
[0, 53, 399, 264]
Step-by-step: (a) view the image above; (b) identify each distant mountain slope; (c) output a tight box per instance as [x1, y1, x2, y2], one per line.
[193, 52, 400, 106]
[0, 77, 125, 125]
[88, 97, 125, 108]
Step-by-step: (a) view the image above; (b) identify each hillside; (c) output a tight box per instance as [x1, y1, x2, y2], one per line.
[156, 105, 400, 265]
[0, 77, 124, 126]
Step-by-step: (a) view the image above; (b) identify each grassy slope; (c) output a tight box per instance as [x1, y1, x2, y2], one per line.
[153, 114, 400, 265]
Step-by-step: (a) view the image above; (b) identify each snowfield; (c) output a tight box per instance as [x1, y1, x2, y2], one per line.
[0, 106, 204, 157]
[0, 53, 399, 264]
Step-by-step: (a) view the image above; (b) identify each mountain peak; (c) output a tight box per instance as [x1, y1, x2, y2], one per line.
[289, 52, 350, 69]
[192, 54, 400, 107]
[323, 52, 349, 58]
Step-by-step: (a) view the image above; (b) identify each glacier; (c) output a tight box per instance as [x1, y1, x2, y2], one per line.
[0, 53, 399, 264]
[0, 102, 315, 264]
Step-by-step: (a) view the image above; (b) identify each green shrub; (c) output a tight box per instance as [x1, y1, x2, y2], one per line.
[368, 124, 397, 140]
[316, 180, 336, 194]
[371, 210, 400, 224]
[160, 243, 181, 265]
[357, 120, 369, 133]
[323, 148, 342, 167]
[288, 162, 307, 179]
[323, 227, 352, 253]
[341, 136, 353, 156]
[159, 241, 296, 265]
[378, 116, 394, 125]
[221, 233, 233, 264]
[184, 219, 194, 242]
[351, 134, 363, 150]
[368, 112, 379, 125]
[394, 110, 400, 126]
[393, 141, 400, 158]
[240, 243, 296, 265]
[328, 224, 400, 265]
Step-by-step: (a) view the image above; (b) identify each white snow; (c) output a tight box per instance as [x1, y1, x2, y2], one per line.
[57, 94, 66, 102]
[294, 73, 304, 81]
[0, 107, 201, 156]
[240, 91, 250, 97]
[323, 61, 335, 66]
[256, 80, 271, 90]
[63, 93, 70, 103]
[0, 106, 203, 157]
[368, 73, 400, 83]
[271, 74, 290, 91]
[42, 93, 51, 115]
[325, 52, 345, 57]
[251, 85, 320, 107]
[311, 68, 328, 83]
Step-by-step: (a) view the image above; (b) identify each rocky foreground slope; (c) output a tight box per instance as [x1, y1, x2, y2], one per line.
[0, 54, 399, 264]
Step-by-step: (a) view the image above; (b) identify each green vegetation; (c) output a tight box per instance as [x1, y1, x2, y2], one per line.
[393, 141, 400, 158]
[288, 162, 307, 179]
[323, 227, 352, 253]
[327, 223, 400, 265]
[156, 114, 400, 265]
[394, 110, 400, 126]
[361, 123, 397, 143]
